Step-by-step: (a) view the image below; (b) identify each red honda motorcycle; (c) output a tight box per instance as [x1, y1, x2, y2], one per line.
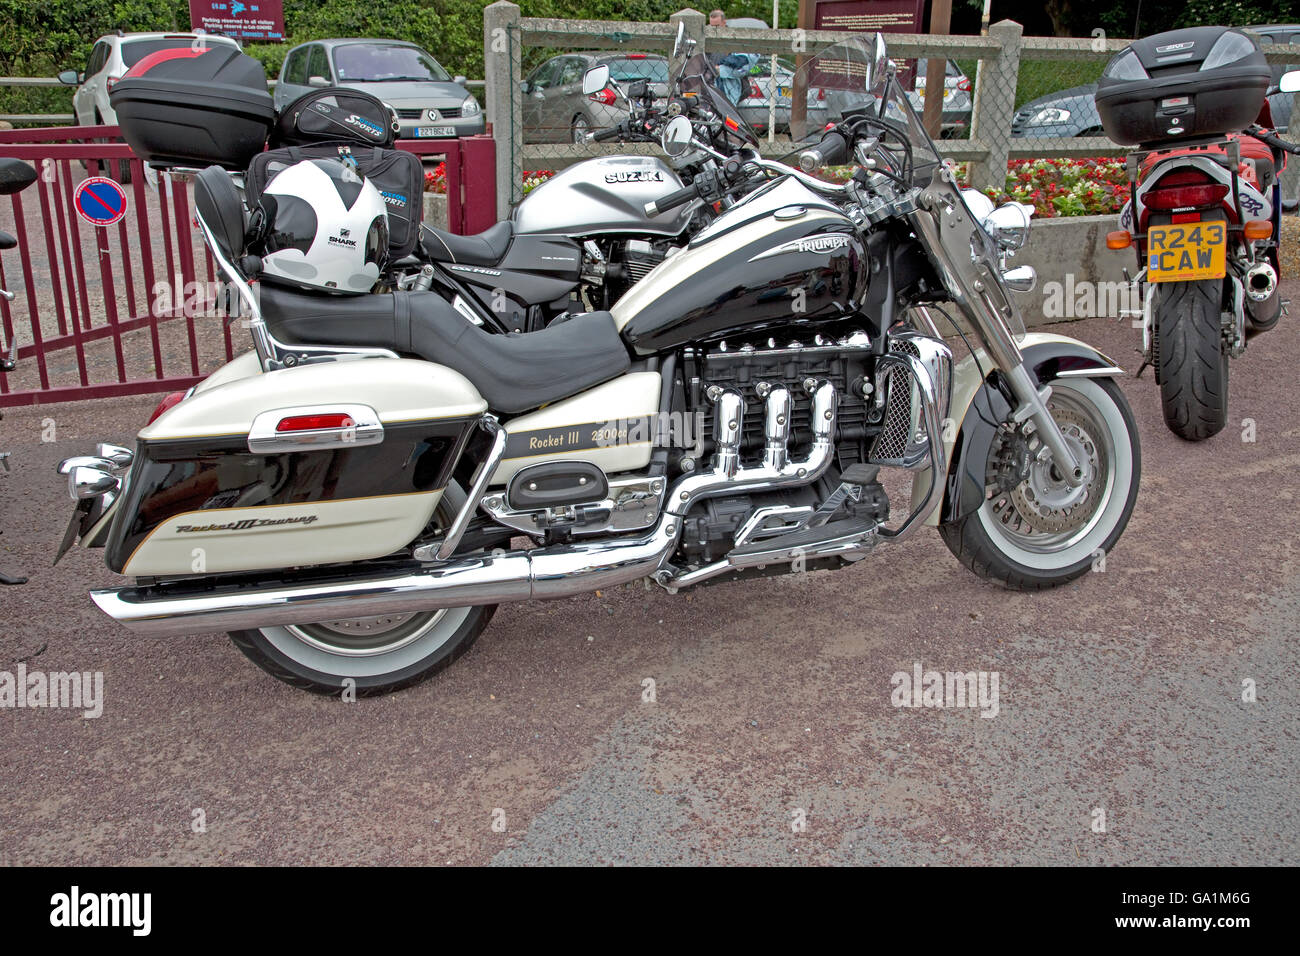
[1097, 26, 1300, 440]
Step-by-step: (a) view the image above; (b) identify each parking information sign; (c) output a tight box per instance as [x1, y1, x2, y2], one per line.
[73, 177, 127, 227]
[189, 0, 285, 42]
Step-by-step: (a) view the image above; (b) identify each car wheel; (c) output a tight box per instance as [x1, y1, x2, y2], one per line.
[571, 115, 590, 144]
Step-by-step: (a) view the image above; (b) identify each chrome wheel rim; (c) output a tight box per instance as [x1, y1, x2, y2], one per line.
[985, 391, 1115, 554]
[285, 610, 450, 658]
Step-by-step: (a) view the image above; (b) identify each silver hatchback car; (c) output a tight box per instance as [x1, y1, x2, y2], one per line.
[275, 39, 484, 140]
[522, 53, 670, 143]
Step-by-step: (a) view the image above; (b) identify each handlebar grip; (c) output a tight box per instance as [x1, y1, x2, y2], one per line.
[588, 126, 624, 143]
[644, 183, 700, 217]
[798, 130, 849, 173]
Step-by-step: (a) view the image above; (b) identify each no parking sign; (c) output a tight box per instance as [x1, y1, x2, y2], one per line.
[74, 177, 128, 227]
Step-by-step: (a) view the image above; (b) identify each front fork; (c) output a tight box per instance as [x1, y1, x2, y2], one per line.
[911, 177, 1087, 488]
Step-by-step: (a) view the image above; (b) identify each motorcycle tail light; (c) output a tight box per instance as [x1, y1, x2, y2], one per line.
[1145, 176, 1229, 210]
[958, 78, 972, 92]
[276, 413, 356, 432]
[1243, 219, 1273, 240]
[589, 88, 617, 106]
[1106, 230, 1132, 249]
[146, 391, 186, 424]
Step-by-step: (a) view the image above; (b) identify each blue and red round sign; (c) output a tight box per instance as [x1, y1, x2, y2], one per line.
[74, 176, 127, 227]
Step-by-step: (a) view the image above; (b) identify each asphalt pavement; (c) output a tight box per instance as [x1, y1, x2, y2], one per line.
[0, 301, 1296, 866]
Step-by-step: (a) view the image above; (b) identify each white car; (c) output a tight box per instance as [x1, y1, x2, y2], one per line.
[59, 32, 241, 182]
[60, 32, 241, 127]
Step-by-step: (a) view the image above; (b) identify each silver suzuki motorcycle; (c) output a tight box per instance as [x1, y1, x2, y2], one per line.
[55, 35, 1141, 695]
[408, 24, 762, 328]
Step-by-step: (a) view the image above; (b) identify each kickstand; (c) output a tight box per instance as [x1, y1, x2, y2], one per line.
[0, 570, 27, 586]
[1134, 357, 1152, 379]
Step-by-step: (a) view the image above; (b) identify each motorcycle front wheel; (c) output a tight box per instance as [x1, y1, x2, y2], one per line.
[939, 377, 1141, 590]
[228, 483, 496, 696]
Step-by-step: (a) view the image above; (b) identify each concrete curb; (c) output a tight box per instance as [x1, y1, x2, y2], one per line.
[1012, 213, 1133, 328]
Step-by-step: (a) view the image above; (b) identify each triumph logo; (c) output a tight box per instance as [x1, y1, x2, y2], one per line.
[605, 170, 664, 184]
[175, 515, 320, 534]
[749, 233, 851, 262]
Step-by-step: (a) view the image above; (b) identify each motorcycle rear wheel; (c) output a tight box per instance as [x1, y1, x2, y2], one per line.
[228, 484, 496, 696]
[1154, 278, 1229, 441]
[939, 377, 1141, 590]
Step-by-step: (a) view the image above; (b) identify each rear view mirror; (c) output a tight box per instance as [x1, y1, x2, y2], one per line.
[454, 75, 468, 87]
[57, 69, 81, 85]
[1281, 70, 1300, 93]
[582, 65, 610, 96]
[662, 115, 694, 157]
[0, 158, 38, 196]
[672, 21, 686, 60]
[308, 75, 330, 88]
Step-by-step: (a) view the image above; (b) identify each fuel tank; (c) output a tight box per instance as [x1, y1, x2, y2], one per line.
[513, 155, 695, 238]
[611, 177, 866, 355]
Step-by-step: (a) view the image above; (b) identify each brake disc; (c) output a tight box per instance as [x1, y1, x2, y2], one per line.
[1007, 408, 1104, 536]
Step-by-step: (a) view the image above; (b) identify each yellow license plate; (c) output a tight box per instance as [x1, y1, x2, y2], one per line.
[1147, 222, 1226, 282]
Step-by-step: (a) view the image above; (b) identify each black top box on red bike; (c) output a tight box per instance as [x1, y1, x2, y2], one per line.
[1096, 26, 1271, 147]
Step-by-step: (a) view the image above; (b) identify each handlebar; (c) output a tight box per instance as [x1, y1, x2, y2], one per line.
[1249, 125, 1300, 156]
[798, 129, 849, 173]
[644, 182, 701, 217]
[587, 124, 627, 143]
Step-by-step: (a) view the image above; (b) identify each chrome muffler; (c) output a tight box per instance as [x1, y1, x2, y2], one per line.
[1243, 261, 1278, 302]
[91, 384, 839, 638]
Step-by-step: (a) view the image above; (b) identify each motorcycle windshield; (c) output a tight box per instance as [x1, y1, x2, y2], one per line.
[789, 34, 1026, 341]
[677, 52, 760, 148]
[787, 34, 941, 188]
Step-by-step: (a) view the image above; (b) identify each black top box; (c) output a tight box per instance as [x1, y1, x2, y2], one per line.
[110, 46, 275, 170]
[1096, 26, 1270, 147]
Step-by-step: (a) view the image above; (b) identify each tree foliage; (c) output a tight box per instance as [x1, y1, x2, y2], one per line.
[3, 0, 1299, 117]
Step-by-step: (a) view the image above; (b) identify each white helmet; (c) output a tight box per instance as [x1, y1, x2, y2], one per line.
[255, 158, 389, 295]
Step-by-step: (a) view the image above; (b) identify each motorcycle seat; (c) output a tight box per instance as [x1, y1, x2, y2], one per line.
[259, 284, 631, 415]
[421, 221, 514, 267]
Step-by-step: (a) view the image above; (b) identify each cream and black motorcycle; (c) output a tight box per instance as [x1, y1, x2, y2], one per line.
[55, 36, 1141, 695]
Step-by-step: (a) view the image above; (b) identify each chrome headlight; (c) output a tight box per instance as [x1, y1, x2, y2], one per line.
[461, 96, 480, 116]
[983, 202, 1033, 252]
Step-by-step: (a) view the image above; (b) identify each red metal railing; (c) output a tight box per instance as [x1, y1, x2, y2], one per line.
[0, 126, 496, 407]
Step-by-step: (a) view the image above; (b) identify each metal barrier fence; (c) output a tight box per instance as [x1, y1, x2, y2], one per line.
[480, 3, 1300, 216]
[0, 127, 494, 408]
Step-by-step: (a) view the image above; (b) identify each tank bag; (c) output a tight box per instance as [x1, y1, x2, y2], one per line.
[272, 87, 397, 148]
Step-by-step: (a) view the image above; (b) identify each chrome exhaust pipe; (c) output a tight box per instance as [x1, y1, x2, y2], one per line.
[1244, 261, 1278, 303]
[91, 384, 840, 638]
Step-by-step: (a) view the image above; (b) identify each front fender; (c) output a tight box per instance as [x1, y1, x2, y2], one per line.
[914, 333, 1125, 527]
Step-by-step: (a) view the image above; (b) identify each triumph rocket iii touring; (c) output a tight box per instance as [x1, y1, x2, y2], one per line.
[56, 36, 1142, 695]
[1096, 26, 1300, 441]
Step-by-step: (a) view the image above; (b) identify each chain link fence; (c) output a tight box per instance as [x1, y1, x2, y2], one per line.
[481, 5, 1300, 217]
